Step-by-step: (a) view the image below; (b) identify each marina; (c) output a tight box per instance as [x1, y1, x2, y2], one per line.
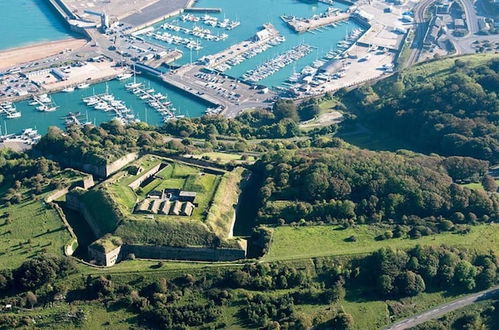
[242, 44, 315, 82]
[0, 0, 406, 135]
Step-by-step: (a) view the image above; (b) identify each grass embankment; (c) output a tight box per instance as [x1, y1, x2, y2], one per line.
[0, 302, 138, 330]
[264, 224, 498, 261]
[205, 167, 245, 238]
[78, 190, 121, 236]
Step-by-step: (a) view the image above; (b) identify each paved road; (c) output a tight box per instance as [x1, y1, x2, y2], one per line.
[385, 285, 499, 330]
[458, 0, 479, 36]
[405, 0, 436, 68]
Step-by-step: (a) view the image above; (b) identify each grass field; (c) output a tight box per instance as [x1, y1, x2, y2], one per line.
[402, 54, 496, 82]
[1, 302, 138, 329]
[338, 124, 416, 152]
[264, 224, 499, 261]
[193, 152, 256, 165]
[462, 179, 499, 193]
[0, 199, 72, 269]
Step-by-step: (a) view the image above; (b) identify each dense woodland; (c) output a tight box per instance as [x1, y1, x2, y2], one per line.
[255, 148, 498, 232]
[344, 58, 499, 162]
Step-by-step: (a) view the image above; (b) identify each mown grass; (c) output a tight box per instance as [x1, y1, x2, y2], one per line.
[0, 199, 72, 269]
[264, 224, 499, 261]
[342, 289, 470, 330]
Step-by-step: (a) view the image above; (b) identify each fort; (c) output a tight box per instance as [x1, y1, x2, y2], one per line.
[65, 154, 247, 266]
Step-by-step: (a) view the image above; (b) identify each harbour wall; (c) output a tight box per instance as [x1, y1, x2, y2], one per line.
[184, 8, 222, 13]
[44, 0, 94, 36]
[128, 9, 184, 34]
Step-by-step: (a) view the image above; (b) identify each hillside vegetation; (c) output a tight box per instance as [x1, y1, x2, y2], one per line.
[256, 148, 498, 227]
[343, 55, 498, 162]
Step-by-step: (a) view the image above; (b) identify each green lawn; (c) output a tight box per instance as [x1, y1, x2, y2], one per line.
[338, 123, 416, 152]
[462, 179, 499, 193]
[264, 224, 499, 261]
[0, 199, 72, 269]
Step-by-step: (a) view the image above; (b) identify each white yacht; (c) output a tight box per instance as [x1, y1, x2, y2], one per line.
[77, 83, 90, 89]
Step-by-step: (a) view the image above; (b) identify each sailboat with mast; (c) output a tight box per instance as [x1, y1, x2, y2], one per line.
[125, 64, 142, 90]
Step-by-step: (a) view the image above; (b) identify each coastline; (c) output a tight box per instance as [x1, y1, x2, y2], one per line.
[0, 38, 88, 70]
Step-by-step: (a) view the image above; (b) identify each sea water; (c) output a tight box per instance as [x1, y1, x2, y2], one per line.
[0, 0, 75, 50]
[5, 0, 361, 134]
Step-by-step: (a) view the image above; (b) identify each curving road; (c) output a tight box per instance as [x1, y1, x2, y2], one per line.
[458, 0, 479, 36]
[385, 285, 499, 330]
[405, 0, 436, 67]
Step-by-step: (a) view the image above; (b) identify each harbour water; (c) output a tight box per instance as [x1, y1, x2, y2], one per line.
[4, 0, 361, 135]
[0, 0, 74, 50]
[145, 0, 361, 87]
[2, 77, 210, 135]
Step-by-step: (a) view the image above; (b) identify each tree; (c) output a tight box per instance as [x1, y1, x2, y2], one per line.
[25, 291, 37, 308]
[273, 99, 299, 122]
[331, 312, 354, 330]
[453, 313, 486, 330]
[378, 274, 394, 296]
[453, 261, 477, 291]
[476, 259, 497, 289]
[396, 271, 426, 296]
[481, 175, 497, 192]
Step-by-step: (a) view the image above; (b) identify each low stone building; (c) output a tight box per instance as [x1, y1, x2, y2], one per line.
[88, 236, 123, 266]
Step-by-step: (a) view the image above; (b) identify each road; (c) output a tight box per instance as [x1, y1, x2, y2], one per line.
[385, 285, 499, 330]
[446, 0, 499, 54]
[458, 0, 479, 36]
[405, 0, 436, 67]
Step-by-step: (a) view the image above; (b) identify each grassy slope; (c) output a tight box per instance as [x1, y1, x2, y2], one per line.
[0, 199, 72, 269]
[462, 179, 499, 193]
[79, 190, 121, 236]
[205, 167, 245, 238]
[402, 53, 496, 81]
[192, 152, 256, 165]
[264, 224, 499, 261]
